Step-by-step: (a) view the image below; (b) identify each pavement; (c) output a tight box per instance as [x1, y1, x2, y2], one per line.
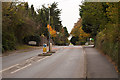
[84, 46, 118, 79]
[0, 45, 119, 79]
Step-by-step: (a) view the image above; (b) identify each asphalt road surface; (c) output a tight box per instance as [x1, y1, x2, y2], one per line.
[1, 46, 118, 79]
[2, 46, 85, 78]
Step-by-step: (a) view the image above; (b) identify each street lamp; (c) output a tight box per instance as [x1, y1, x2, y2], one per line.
[48, 4, 51, 52]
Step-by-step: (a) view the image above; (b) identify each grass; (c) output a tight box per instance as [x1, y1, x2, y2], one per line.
[38, 53, 52, 56]
[16, 45, 33, 50]
[2, 45, 37, 56]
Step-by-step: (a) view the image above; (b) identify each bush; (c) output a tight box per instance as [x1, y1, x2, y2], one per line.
[2, 33, 16, 52]
[80, 41, 86, 45]
[75, 41, 86, 45]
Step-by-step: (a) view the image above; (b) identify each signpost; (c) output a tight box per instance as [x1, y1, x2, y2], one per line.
[43, 44, 47, 54]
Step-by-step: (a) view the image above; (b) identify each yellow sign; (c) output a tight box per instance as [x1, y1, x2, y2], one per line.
[43, 47, 47, 53]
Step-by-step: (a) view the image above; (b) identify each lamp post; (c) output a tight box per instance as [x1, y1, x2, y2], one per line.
[48, 4, 51, 52]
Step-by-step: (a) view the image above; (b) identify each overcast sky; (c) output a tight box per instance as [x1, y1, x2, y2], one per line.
[24, 0, 82, 33]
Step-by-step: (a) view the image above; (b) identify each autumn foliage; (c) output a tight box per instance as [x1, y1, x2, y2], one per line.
[70, 18, 90, 43]
[47, 24, 56, 37]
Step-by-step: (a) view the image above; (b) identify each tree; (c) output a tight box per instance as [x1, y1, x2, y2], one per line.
[47, 24, 56, 37]
[2, 1, 68, 52]
[80, 2, 119, 71]
[70, 18, 90, 44]
[63, 27, 69, 37]
[50, 2, 62, 32]
[70, 36, 79, 45]
[36, 2, 62, 38]
[80, 2, 107, 38]
[2, 2, 37, 51]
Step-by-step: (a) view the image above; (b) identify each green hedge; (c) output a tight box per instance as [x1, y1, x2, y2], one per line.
[96, 28, 119, 71]
[2, 33, 16, 52]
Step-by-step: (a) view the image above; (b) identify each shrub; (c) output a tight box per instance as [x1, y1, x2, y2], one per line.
[2, 33, 16, 52]
[96, 27, 119, 70]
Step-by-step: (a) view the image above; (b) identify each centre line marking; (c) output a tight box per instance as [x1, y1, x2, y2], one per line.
[11, 64, 32, 74]
[0, 64, 19, 73]
[37, 56, 50, 62]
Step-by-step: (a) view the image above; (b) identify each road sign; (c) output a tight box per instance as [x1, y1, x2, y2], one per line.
[43, 44, 47, 54]
[90, 38, 94, 41]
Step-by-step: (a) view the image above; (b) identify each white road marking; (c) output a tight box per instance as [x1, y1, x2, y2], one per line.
[11, 64, 32, 74]
[1, 55, 50, 74]
[82, 47, 87, 78]
[26, 57, 35, 61]
[11, 56, 50, 74]
[0, 72, 2, 79]
[37, 56, 50, 62]
[0, 64, 19, 73]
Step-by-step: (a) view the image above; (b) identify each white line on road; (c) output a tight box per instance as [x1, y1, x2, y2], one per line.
[82, 47, 87, 78]
[0, 64, 19, 73]
[26, 56, 36, 61]
[1, 56, 49, 74]
[37, 56, 50, 62]
[11, 56, 50, 74]
[11, 64, 32, 74]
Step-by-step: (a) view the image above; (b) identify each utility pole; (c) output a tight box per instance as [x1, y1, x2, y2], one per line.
[48, 4, 51, 52]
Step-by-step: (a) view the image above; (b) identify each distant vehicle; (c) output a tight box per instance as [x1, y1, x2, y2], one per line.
[85, 42, 88, 45]
[28, 41, 37, 46]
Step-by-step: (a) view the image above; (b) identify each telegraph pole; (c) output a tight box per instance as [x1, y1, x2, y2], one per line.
[48, 4, 51, 52]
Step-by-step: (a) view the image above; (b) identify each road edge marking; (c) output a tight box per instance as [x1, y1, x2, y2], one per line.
[82, 46, 87, 79]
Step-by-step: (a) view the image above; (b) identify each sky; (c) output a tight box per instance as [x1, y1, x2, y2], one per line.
[24, 0, 82, 33]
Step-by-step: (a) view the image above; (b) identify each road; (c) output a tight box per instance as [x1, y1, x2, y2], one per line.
[2, 46, 85, 78]
[1, 46, 118, 79]
[2, 46, 62, 69]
